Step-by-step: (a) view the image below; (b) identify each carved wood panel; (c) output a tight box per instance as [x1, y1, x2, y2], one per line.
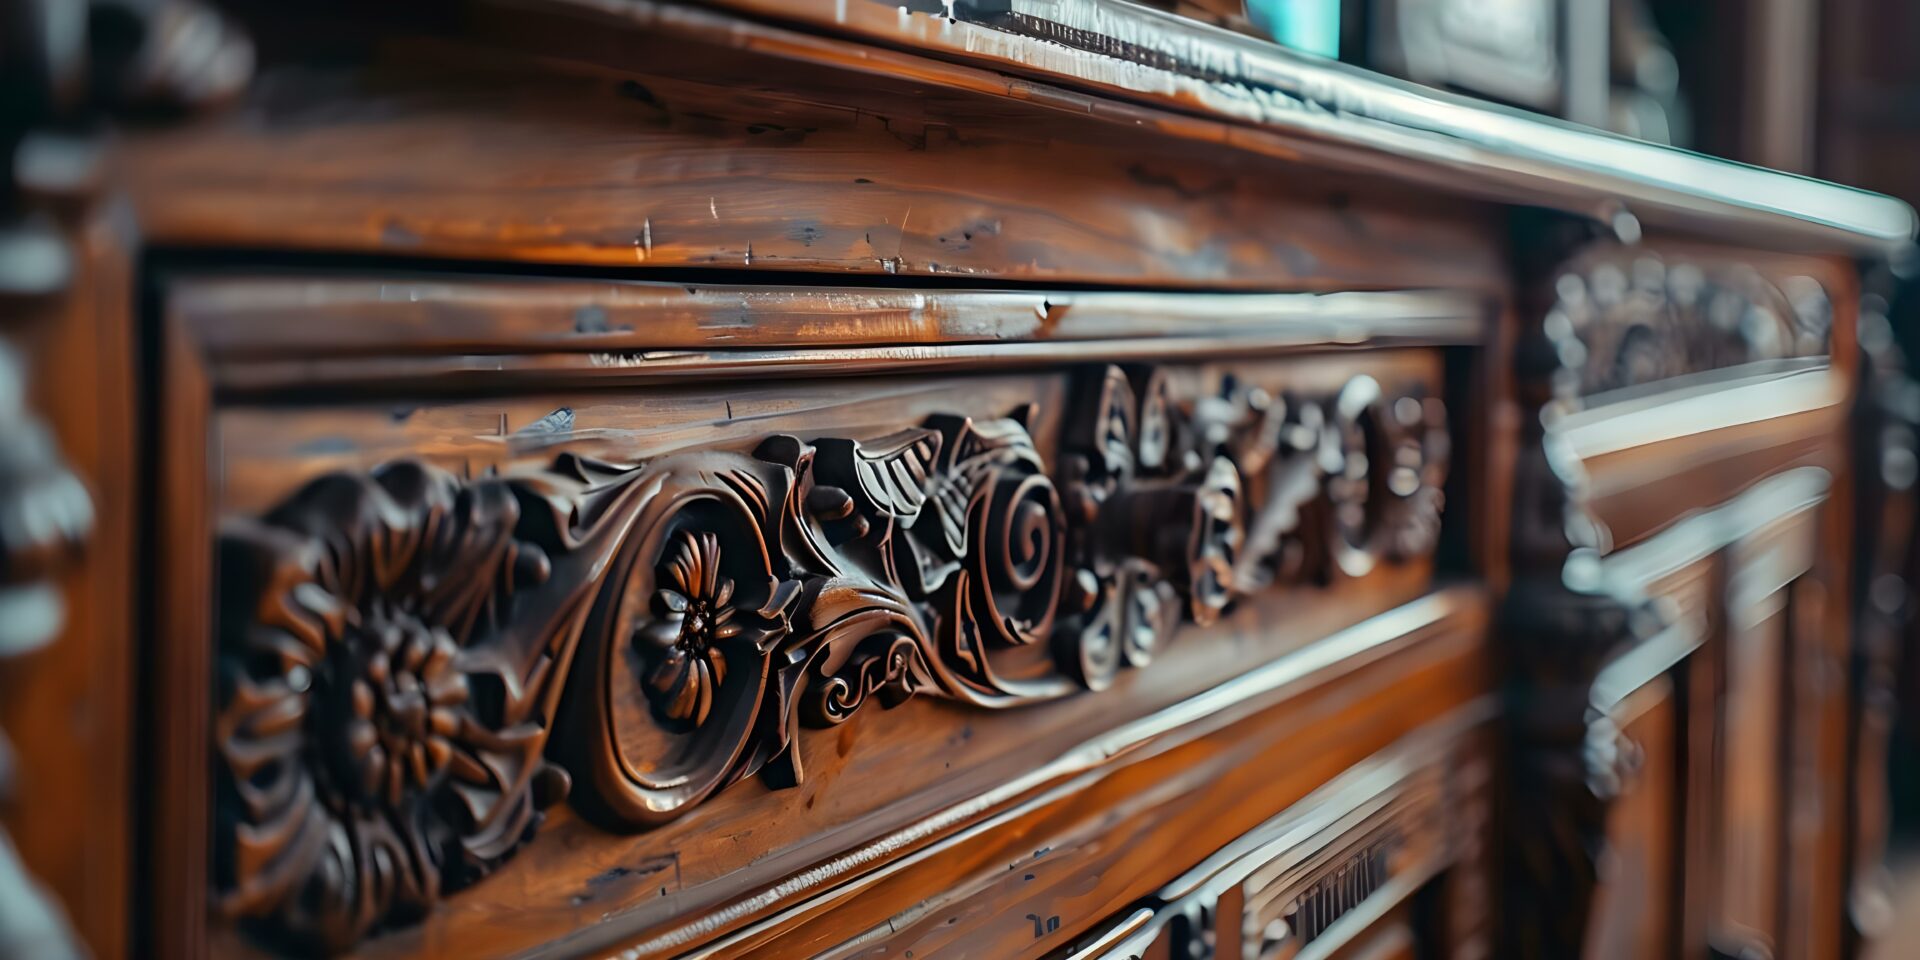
[209, 359, 1453, 952]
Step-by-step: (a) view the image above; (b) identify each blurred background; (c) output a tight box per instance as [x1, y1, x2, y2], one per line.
[1186, 0, 1920, 954]
[1154, 0, 1916, 202]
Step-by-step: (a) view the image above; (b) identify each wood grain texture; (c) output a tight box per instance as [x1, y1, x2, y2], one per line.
[5, 4, 1886, 959]
[121, 5, 1505, 291]
[650, 0, 1913, 255]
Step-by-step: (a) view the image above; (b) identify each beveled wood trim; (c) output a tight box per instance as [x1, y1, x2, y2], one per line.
[1553, 362, 1842, 460]
[206, 339, 1472, 395]
[174, 277, 1486, 359]
[151, 307, 218, 960]
[1560, 367, 1844, 548]
[1598, 465, 1831, 592]
[167, 275, 1486, 394]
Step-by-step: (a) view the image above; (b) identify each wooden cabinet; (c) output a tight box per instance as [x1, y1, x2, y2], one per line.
[0, 1, 1912, 959]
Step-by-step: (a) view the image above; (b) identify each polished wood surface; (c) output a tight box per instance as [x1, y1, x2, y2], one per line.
[0, 1, 1912, 959]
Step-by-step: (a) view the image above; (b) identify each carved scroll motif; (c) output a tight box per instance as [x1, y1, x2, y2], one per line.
[1540, 247, 1832, 406]
[213, 364, 1450, 949]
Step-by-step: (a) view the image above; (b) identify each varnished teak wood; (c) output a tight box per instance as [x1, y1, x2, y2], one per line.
[0, 1, 1909, 959]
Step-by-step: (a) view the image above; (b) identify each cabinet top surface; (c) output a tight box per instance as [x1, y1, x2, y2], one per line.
[551, 0, 1914, 254]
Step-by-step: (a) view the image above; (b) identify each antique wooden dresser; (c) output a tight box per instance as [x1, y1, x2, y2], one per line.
[2, 1, 1917, 959]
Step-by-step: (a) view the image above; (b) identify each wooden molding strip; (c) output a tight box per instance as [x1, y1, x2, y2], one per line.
[176, 277, 1485, 357]
[1553, 362, 1843, 461]
[1598, 465, 1831, 592]
[167, 276, 1484, 392]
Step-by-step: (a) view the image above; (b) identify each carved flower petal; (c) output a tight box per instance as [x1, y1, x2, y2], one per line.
[686, 657, 716, 727]
[426, 735, 452, 773]
[385, 755, 406, 808]
[346, 718, 377, 758]
[714, 576, 735, 609]
[664, 659, 706, 725]
[636, 616, 684, 651]
[711, 621, 743, 640]
[695, 533, 722, 597]
[648, 645, 692, 698]
[655, 588, 690, 615]
[424, 633, 458, 675]
[350, 679, 375, 720]
[401, 630, 431, 671]
[394, 668, 421, 700]
[409, 741, 431, 786]
[668, 541, 697, 595]
[362, 743, 388, 795]
[706, 650, 728, 690]
[425, 670, 468, 707]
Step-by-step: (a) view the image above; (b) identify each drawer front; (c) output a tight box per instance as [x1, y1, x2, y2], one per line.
[1054, 713, 1496, 960]
[150, 274, 1492, 958]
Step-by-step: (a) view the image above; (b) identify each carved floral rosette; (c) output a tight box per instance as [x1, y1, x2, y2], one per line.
[212, 363, 1450, 950]
[213, 463, 578, 952]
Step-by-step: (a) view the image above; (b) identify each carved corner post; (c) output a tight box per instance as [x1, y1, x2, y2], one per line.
[0, 1, 250, 956]
[1498, 211, 1660, 960]
[0, 358, 92, 952]
[1844, 276, 1920, 953]
[0, 2, 98, 956]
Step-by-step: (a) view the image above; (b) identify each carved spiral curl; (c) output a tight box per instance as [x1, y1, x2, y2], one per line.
[969, 464, 1066, 646]
[803, 633, 921, 726]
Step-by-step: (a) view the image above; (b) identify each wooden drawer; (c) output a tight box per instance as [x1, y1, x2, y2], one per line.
[146, 273, 1489, 957]
[1053, 711, 1495, 960]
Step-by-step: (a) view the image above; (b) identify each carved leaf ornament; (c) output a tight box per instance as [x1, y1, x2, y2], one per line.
[212, 364, 1449, 948]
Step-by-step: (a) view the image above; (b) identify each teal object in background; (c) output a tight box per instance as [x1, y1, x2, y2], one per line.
[1246, 0, 1341, 58]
